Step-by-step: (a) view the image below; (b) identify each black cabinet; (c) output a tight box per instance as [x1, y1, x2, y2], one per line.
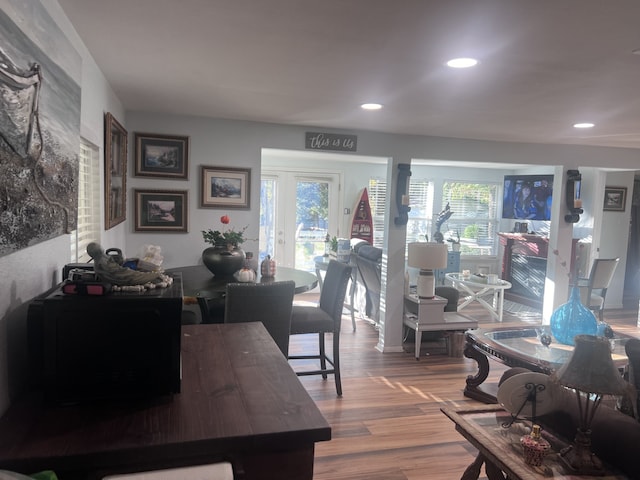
[28, 274, 183, 404]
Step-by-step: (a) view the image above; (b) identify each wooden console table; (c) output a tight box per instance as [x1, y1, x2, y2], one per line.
[0, 323, 331, 480]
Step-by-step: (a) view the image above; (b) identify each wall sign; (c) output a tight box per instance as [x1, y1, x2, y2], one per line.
[305, 132, 357, 152]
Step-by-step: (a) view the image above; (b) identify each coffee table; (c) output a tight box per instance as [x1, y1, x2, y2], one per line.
[463, 327, 632, 403]
[441, 404, 627, 480]
[446, 273, 512, 322]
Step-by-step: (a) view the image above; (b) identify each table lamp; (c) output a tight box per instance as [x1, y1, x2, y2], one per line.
[407, 242, 448, 298]
[554, 334, 631, 475]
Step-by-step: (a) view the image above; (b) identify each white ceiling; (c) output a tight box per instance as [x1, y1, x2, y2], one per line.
[58, 0, 640, 149]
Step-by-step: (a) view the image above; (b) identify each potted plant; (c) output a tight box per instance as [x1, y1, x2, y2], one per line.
[201, 215, 249, 276]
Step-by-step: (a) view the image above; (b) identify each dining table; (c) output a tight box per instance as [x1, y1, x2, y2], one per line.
[165, 264, 319, 323]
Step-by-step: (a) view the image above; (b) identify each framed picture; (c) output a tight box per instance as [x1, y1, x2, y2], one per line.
[134, 133, 190, 179]
[200, 166, 251, 209]
[603, 186, 627, 212]
[134, 189, 188, 232]
[104, 112, 128, 230]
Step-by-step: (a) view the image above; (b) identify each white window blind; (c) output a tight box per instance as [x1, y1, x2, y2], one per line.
[441, 181, 499, 256]
[70, 138, 101, 263]
[368, 177, 433, 248]
[368, 178, 387, 248]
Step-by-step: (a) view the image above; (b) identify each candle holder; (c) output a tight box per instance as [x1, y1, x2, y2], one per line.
[565, 169, 583, 223]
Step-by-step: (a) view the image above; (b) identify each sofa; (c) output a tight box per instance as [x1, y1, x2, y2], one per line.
[500, 367, 640, 478]
[352, 241, 459, 322]
[352, 241, 383, 322]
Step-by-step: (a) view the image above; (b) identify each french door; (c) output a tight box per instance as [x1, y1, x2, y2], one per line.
[260, 170, 340, 272]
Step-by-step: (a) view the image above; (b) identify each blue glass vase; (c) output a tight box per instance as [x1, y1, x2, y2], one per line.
[550, 286, 597, 346]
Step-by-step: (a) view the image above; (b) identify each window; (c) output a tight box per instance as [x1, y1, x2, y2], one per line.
[70, 138, 100, 263]
[368, 177, 434, 248]
[368, 178, 386, 248]
[441, 181, 500, 256]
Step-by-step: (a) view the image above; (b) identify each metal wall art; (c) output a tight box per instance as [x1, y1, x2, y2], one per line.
[0, 4, 81, 256]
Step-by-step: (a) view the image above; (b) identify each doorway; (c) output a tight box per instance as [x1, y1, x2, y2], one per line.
[260, 169, 341, 272]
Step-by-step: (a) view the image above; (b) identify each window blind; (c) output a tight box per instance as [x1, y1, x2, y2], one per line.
[70, 138, 101, 263]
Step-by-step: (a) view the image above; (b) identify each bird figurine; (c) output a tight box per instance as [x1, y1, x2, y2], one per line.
[87, 242, 166, 286]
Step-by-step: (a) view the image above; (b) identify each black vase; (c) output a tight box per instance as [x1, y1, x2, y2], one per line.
[202, 244, 245, 277]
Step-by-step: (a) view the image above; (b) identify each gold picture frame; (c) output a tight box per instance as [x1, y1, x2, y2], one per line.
[200, 166, 251, 209]
[104, 112, 128, 229]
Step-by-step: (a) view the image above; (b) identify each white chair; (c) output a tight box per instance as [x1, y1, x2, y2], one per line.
[577, 258, 619, 322]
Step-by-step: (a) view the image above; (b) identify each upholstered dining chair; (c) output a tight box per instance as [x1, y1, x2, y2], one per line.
[224, 280, 295, 357]
[288, 260, 352, 396]
[577, 258, 619, 323]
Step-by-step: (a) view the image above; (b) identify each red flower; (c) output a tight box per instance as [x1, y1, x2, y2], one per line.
[220, 215, 230, 224]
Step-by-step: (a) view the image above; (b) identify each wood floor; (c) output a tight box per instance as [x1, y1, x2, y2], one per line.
[289, 293, 640, 480]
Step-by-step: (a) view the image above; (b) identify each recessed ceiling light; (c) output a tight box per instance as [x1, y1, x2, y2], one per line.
[632, 48, 640, 55]
[361, 103, 383, 110]
[573, 122, 595, 129]
[446, 57, 478, 68]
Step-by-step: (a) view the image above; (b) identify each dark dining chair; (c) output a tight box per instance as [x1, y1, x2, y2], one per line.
[577, 258, 619, 322]
[288, 260, 352, 396]
[224, 280, 295, 357]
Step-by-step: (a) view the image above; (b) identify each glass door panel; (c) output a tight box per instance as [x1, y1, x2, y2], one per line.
[260, 170, 339, 271]
[295, 179, 330, 272]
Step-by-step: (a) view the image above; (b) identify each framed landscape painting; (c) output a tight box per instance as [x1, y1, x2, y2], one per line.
[134, 189, 188, 232]
[200, 166, 250, 209]
[603, 186, 627, 212]
[134, 133, 190, 179]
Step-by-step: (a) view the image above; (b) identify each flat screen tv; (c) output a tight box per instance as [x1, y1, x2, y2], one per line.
[502, 174, 554, 221]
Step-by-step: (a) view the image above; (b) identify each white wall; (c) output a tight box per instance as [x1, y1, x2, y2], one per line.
[599, 171, 634, 309]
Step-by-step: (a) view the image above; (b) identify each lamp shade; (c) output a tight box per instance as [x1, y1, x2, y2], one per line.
[407, 242, 448, 270]
[555, 334, 628, 395]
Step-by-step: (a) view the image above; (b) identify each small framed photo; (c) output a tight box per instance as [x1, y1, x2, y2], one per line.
[200, 166, 251, 209]
[134, 133, 190, 179]
[603, 186, 627, 212]
[134, 189, 188, 232]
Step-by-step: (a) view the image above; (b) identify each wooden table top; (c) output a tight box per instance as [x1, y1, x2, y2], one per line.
[166, 264, 318, 298]
[0, 323, 331, 478]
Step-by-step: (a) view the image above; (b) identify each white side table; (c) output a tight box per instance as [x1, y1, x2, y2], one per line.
[403, 294, 478, 360]
[445, 273, 512, 322]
